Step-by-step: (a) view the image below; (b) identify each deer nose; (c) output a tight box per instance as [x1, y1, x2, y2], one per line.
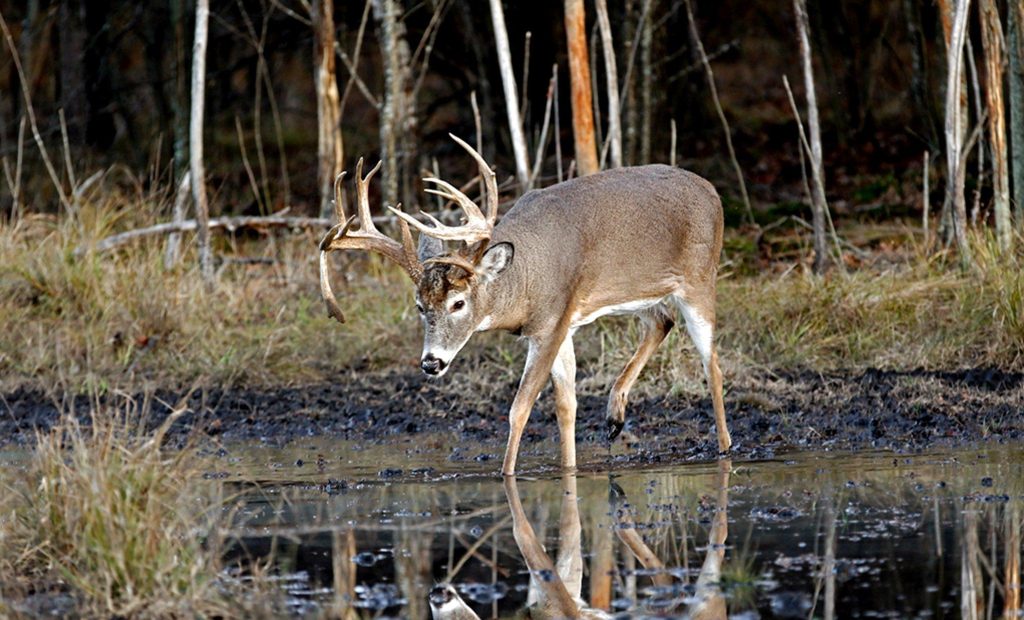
[421, 354, 446, 375]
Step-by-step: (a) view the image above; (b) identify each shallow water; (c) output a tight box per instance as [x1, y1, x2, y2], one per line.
[214, 440, 1024, 618]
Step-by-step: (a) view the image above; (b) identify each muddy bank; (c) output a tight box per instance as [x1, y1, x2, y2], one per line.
[2, 366, 1022, 458]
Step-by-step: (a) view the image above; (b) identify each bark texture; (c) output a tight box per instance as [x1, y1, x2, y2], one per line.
[190, 0, 213, 282]
[980, 0, 1011, 250]
[794, 0, 830, 274]
[564, 0, 599, 175]
[312, 0, 343, 219]
[488, 0, 531, 189]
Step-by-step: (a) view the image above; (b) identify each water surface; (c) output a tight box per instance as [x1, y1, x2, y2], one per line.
[217, 441, 1024, 618]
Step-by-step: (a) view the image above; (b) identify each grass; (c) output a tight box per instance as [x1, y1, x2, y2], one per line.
[0, 394, 221, 617]
[0, 393, 305, 618]
[0, 173, 1021, 400]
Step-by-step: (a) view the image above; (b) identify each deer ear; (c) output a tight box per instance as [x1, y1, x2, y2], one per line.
[417, 234, 444, 261]
[476, 242, 513, 282]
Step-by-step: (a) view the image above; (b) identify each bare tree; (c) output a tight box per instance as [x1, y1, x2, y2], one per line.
[793, 0, 830, 274]
[313, 0, 343, 219]
[943, 0, 973, 265]
[373, 0, 414, 207]
[190, 0, 213, 282]
[595, 0, 622, 168]
[488, 0, 531, 190]
[937, 0, 971, 247]
[980, 0, 1011, 250]
[564, 0, 599, 175]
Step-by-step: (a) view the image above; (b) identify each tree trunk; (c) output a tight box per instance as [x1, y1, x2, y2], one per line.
[903, 0, 938, 148]
[190, 0, 213, 282]
[1009, 1, 1024, 232]
[312, 0, 343, 219]
[83, 0, 115, 149]
[373, 0, 415, 208]
[171, 0, 191, 179]
[595, 0, 622, 168]
[564, 0, 599, 176]
[624, 0, 638, 166]
[942, 0, 973, 265]
[794, 0, 830, 274]
[488, 0, 531, 190]
[980, 0, 1011, 250]
[937, 0, 971, 248]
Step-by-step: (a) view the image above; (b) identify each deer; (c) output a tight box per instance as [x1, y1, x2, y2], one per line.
[319, 134, 731, 475]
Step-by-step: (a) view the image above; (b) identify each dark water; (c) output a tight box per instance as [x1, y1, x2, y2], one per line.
[218, 441, 1024, 619]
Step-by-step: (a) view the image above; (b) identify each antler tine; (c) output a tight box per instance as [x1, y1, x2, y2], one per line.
[319, 161, 424, 324]
[422, 177, 485, 221]
[449, 133, 498, 225]
[388, 203, 492, 244]
[332, 171, 348, 222]
[355, 158, 384, 234]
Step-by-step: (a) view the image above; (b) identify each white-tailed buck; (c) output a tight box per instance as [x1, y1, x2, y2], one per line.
[319, 135, 730, 475]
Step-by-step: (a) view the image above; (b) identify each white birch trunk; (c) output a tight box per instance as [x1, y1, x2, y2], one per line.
[794, 0, 829, 274]
[488, 0, 531, 190]
[595, 0, 622, 168]
[944, 0, 973, 264]
[190, 0, 212, 282]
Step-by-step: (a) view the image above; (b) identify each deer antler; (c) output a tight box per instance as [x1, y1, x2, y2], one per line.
[319, 159, 422, 323]
[389, 134, 498, 245]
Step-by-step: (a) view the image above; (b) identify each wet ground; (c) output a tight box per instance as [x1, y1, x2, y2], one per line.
[2, 366, 1023, 459]
[212, 440, 1023, 618]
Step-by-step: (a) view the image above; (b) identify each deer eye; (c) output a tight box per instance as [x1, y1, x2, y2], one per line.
[451, 300, 465, 312]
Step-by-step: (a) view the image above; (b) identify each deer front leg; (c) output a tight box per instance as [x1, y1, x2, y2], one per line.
[502, 322, 571, 475]
[550, 335, 578, 469]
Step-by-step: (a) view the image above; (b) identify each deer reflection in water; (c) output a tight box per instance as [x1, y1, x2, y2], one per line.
[430, 461, 731, 620]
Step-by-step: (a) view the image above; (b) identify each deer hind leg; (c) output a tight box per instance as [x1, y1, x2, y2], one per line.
[674, 294, 731, 453]
[550, 335, 578, 470]
[606, 305, 675, 442]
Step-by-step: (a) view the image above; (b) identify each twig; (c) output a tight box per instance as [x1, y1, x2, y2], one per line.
[338, 0, 374, 114]
[529, 66, 557, 187]
[782, 75, 845, 269]
[670, 119, 677, 167]
[554, 68, 563, 182]
[58, 108, 78, 192]
[518, 31, 532, 122]
[471, 90, 484, 202]
[684, 0, 752, 223]
[0, 10, 72, 212]
[922, 151, 930, 243]
[235, 116, 265, 214]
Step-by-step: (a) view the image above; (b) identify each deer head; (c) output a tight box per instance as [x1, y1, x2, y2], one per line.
[319, 135, 512, 377]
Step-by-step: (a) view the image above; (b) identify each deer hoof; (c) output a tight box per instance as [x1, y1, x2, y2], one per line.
[606, 419, 624, 443]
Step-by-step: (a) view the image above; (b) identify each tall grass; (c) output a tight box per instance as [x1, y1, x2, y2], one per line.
[1, 174, 1021, 398]
[0, 395, 229, 616]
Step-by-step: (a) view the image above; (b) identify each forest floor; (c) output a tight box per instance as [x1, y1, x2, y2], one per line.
[2, 364, 1024, 461]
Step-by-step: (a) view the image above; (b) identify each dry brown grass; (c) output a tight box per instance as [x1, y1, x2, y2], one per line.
[1, 174, 1021, 400]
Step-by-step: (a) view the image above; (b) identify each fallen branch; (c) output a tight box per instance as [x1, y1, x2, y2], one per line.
[78, 214, 335, 257]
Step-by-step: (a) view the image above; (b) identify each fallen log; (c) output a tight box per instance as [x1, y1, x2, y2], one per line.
[74, 214, 344, 257]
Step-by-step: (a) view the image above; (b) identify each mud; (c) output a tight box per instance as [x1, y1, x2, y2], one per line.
[2, 366, 1022, 459]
